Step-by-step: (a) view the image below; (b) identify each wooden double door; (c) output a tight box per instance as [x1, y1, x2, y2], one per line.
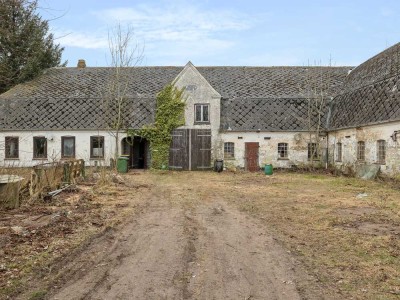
[169, 129, 211, 171]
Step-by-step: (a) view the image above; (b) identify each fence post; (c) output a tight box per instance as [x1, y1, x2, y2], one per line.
[79, 159, 86, 178]
[63, 162, 71, 184]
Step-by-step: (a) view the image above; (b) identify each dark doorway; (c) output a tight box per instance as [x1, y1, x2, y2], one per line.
[245, 142, 259, 172]
[121, 136, 149, 169]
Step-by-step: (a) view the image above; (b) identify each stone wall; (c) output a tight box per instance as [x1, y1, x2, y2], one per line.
[328, 120, 400, 174]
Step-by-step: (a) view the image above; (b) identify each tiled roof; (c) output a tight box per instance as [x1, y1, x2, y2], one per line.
[0, 65, 351, 130]
[0, 97, 155, 130]
[329, 76, 400, 129]
[199, 66, 349, 99]
[344, 43, 400, 92]
[221, 97, 326, 131]
[330, 43, 400, 129]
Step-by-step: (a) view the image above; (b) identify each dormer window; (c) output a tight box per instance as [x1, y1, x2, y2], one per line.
[194, 104, 210, 123]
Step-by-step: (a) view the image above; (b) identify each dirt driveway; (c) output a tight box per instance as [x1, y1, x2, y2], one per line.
[45, 172, 307, 300]
[12, 170, 400, 300]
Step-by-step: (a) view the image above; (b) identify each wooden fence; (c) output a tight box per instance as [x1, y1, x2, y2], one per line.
[30, 159, 85, 199]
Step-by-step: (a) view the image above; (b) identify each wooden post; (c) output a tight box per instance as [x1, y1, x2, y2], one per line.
[63, 162, 71, 184]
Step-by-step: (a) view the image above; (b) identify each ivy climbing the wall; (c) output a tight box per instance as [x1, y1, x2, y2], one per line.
[127, 83, 186, 169]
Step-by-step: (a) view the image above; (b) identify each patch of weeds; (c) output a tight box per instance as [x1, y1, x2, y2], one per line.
[29, 290, 47, 300]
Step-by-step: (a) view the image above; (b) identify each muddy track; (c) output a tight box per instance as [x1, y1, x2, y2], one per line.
[20, 177, 319, 300]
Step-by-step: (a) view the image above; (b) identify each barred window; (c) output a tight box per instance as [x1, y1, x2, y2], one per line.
[336, 142, 342, 162]
[357, 141, 365, 161]
[5, 137, 19, 159]
[224, 142, 234, 159]
[377, 140, 386, 164]
[308, 143, 319, 160]
[278, 143, 288, 158]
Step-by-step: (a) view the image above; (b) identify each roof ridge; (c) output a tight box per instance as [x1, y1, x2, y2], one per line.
[52, 65, 354, 69]
[347, 42, 400, 76]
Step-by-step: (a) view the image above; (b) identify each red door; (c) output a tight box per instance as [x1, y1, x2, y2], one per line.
[245, 142, 259, 172]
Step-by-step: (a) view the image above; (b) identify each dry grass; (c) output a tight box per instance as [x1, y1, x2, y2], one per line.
[1, 170, 399, 299]
[188, 171, 400, 299]
[131, 171, 400, 299]
[0, 170, 151, 299]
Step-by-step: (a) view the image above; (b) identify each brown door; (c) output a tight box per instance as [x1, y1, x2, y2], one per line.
[245, 142, 259, 172]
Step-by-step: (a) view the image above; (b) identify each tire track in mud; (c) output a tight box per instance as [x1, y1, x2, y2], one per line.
[181, 208, 200, 299]
[48, 204, 188, 300]
[182, 200, 303, 300]
[20, 174, 319, 300]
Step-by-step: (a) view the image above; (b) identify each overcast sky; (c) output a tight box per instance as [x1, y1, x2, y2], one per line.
[39, 0, 400, 67]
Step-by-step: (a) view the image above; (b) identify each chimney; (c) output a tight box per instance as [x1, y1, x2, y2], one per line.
[77, 59, 86, 68]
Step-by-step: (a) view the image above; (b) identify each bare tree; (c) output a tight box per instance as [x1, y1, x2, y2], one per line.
[103, 23, 144, 161]
[299, 59, 334, 168]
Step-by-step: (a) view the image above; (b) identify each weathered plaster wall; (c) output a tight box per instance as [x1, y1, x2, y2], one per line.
[329, 121, 400, 174]
[173, 63, 222, 162]
[0, 130, 130, 167]
[219, 131, 313, 169]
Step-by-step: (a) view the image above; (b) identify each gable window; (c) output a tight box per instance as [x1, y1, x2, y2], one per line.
[224, 142, 235, 159]
[377, 140, 386, 164]
[33, 137, 47, 159]
[5, 137, 19, 159]
[61, 136, 75, 158]
[336, 142, 342, 162]
[194, 104, 210, 123]
[91, 136, 104, 159]
[357, 141, 365, 161]
[278, 143, 288, 159]
[308, 143, 319, 160]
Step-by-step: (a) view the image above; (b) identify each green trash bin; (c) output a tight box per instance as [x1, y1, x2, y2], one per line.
[264, 164, 273, 175]
[117, 156, 129, 173]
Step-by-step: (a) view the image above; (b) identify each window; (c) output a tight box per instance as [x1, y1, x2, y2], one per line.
[33, 137, 47, 159]
[5, 137, 19, 159]
[336, 142, 342, 162]
[224, 142, 235, 159]
[357, 141, 365, 161]
[61, 136, 75, 158]
[121, 137, 131, 155]
[278, 143, 288, 159]
[194, 104, 210, 123]
[90, 136, 104, 158]
[377, 140, 386, 164]
[308, 143, 319, 160]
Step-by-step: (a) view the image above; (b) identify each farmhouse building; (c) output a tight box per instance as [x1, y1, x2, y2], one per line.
[0, 42, 399, 174]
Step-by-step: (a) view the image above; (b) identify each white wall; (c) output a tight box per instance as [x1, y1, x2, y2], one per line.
[329, 121, 400, 174]
[173, 63, 222, 161]
[0, 130, 129, 167]
[219, 131, 313, 169]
